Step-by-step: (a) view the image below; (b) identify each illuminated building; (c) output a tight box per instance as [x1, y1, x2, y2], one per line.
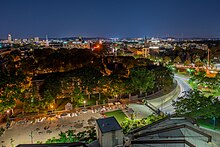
[8, 34, 12, 43]
[34, 37, 40, 43]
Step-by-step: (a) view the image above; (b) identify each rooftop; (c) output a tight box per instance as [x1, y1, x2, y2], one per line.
[96, 116, 122, 133]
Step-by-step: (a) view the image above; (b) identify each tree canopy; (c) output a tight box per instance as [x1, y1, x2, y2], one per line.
[173, 90, 220, 119]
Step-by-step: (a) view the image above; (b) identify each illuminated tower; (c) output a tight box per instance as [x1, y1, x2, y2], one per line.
[206, 48, 210, 74]
[143, 36, 149, 57]
[46, 35, 49, 47]
[34, 37, 39, 43]
[8, 34, 12, 43]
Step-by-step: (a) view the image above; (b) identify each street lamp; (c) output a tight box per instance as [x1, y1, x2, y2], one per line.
[50, 105, 54, 113]
[83, 100, 86, 108]
[6, 110, 10, 119]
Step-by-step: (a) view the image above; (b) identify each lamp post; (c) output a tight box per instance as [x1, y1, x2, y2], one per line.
[29, 131, 33, 144]
[50, 105, 54, 114]
[6, 110, 10, 120]
[83, 100, 86, 108]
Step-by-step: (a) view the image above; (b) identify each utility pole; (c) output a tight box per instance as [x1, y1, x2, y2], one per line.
[206, 48, 211, 74]
[207, 48, 210, 68]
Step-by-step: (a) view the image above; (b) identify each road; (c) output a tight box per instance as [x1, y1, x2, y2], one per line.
[160, 74, 220, 147]
[159, 74, 191, 114]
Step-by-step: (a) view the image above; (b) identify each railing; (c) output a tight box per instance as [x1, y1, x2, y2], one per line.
[131, 139, 196, 147]
[134, 124, 212, 143]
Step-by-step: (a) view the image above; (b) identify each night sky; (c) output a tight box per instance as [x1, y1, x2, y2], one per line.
[1, 0, 220, 39]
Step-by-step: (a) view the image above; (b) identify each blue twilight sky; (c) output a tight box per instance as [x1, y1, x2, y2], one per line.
[0, 0, 220, 39]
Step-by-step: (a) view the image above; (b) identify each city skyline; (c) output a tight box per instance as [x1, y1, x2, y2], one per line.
[1, 0, 220, 38]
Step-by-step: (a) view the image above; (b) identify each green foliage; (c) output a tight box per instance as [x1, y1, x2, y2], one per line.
[121, 114, 166, 134]
[195, 58, 204, 67]
[189, 71, 220, 91]
[0, 86, 20, 113]
[153, 66, 174, 91]
[173, 90, 220, 119]
[69, 87, 85, 107]
[173, 56, 182, 64]
[40, 75, 62, 99]
[184, 59, 191, 66]
[163, 56, 171, 64]
[130, 67, 155, 94]
[197, 118, 220, 130]
[43, 127, 96, 144]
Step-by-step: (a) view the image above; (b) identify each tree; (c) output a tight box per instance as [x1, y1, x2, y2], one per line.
[130, 67, 155, 95]
[173, 56, 182, 64]
[75, 66, 102, 99]
[163, 56, 171, 65]
[173, 90, 220, 119]
[184, 59, 191, 66]
[153, 66, 174, 91]
[70, 87, 84, 107]
[195, 58, 204, 67]
[40, 74, 62, 100]
[107, 75, 126, 99]
[43, 90, 54, 108]
[0, 86, 19, 113]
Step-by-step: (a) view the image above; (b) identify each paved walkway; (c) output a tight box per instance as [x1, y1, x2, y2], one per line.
[127, 104, 154, 119]
[0, 111, 101, 147]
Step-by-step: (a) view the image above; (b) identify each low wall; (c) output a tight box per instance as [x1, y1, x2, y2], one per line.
[148, 85, 180, 107]
[129, 80, 179, 102]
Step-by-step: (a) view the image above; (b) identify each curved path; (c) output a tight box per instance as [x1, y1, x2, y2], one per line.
[148, 74, 191, 114]
[146, 74, 220, 147]
[161, 74, 191, 113]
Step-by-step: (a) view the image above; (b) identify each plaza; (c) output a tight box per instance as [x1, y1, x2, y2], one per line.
[0, 110, 101, 146]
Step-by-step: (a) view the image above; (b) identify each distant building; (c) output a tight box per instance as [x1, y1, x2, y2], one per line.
[46, 35, 49, 47]
[34, 37, 40, 43]
[8, 34, 12, 43]
[96, 117, 123, 147]
[142, 48, 150, 57]
[64, 39, 90, 49]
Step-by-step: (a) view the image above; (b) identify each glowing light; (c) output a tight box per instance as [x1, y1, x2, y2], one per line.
[94, 45, 100, 49]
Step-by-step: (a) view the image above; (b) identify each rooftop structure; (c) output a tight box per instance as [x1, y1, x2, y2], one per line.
[96, 117, 123, 147]
[129, 117, 214, 147]
[96, 116, 122, 133]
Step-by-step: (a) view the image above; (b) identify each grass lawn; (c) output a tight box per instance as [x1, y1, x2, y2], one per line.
[104, 110, 127, 124]
[197, 118, 220, 131]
